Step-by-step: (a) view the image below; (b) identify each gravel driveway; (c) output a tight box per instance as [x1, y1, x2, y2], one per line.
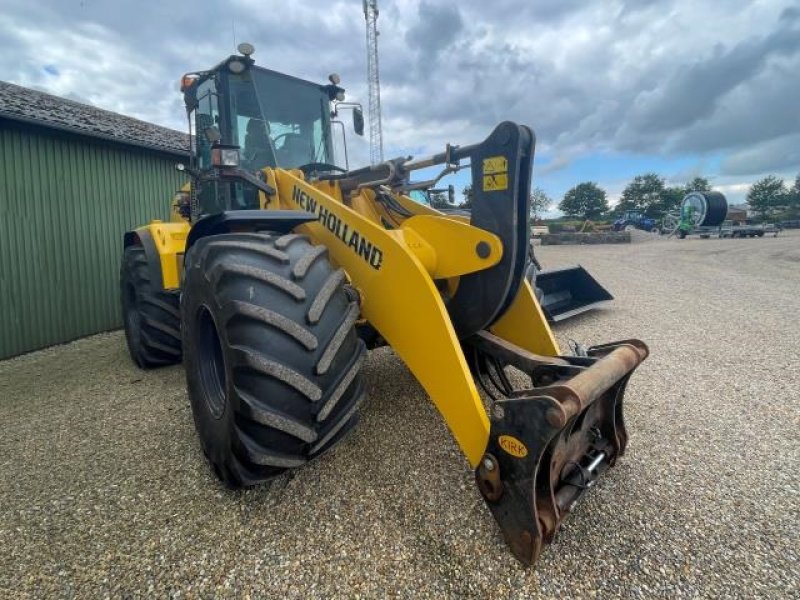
[1, 231, 798, 598]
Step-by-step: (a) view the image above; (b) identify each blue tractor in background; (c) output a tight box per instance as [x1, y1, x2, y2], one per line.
[613, 210, 659, 232]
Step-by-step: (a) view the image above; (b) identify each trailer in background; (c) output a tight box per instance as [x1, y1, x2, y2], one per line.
[718, 221, 781, 238]
[665, 221, 781, 239]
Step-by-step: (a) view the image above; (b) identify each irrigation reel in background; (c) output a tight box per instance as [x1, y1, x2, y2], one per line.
[664, 191, 728, 237]
[682, 191, 728, 227]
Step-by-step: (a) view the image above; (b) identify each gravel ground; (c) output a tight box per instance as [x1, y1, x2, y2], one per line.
[1, 231, 798, 598]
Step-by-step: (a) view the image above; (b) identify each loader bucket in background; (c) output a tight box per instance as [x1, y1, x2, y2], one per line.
[536, 265, 613, 322]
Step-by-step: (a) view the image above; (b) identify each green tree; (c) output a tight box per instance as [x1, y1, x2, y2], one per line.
[461, 184, 473, 208]
[792, 174, 800, 210]
[747, 176, 787, 220]
[618, 173, 665, 217]
[661, 186, 685, 214]
[530, 187, 552, 219]
[683, 177, 711, 193]
[559, 182, 608, 219]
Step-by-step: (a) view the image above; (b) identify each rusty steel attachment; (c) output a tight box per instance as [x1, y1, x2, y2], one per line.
[466, 332, 649, 565]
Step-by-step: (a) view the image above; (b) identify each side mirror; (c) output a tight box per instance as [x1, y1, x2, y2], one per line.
[353, 107, 365, 136]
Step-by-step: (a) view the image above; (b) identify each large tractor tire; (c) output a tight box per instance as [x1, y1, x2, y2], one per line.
[181, 232, 366, 487]
[120, 245, 182, 368]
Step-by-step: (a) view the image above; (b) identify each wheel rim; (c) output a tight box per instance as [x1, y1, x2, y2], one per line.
[195, 305, 227, 419]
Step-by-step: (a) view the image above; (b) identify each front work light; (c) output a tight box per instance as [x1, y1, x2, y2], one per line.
[237, 42, 255, 56]
[228, 60, 246, 74]
[211, 145, 240, 168]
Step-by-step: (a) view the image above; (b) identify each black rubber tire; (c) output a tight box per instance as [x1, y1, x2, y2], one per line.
[181, 232, 366, 487]
[120, 245, 182, 368]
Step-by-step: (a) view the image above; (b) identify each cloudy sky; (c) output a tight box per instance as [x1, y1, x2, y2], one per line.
[2, 0, 799, 207]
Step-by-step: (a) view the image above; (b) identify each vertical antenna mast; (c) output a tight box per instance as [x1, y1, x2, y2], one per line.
[363, 0, 384, 164]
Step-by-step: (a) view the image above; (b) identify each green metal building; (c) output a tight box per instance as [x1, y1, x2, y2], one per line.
[0, 81, 188, 359]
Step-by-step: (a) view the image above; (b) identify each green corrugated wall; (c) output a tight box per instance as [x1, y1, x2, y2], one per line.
[0, 121, 186, 359]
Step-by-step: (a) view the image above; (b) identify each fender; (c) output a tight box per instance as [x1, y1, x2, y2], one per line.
[124, 221, 190, 290]
[185, 210, 317, 251]
[124, 227, 162, 290]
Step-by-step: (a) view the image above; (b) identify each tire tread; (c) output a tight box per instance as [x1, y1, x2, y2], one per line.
[121, 245, 182, 368]
[183, 232, 365, 487]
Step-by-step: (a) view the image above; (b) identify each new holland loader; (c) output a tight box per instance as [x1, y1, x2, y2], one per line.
[120, 44, 648, 565]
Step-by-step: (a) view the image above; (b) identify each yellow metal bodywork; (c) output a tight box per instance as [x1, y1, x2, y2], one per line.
[140, 168, 562, 466]
[490, 280, 559, 356]
[137, 220, 190, 290]
[400, 215, 503, 279]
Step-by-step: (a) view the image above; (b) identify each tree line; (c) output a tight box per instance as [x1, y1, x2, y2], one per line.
[554, 175, 712, 220]
[457, 175, 712, 220]
[438, 173, 800, 222]
[554, 172, 800, 221]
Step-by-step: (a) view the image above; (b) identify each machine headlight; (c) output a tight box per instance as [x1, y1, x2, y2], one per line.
[228, 60, 246, 74]
[237, 42, 255, 56]
[211, 146, 240, 168]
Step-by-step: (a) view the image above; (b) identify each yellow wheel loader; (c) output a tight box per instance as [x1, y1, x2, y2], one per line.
[120, 44, 648, 566]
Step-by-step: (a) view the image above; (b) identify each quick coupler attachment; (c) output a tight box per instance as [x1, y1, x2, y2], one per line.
[466, 333, 648, 565]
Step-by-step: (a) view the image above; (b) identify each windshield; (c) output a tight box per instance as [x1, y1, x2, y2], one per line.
[228, 68, 333, 170]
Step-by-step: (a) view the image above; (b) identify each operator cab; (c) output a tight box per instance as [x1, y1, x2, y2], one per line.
[179, 43, 363, 216]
